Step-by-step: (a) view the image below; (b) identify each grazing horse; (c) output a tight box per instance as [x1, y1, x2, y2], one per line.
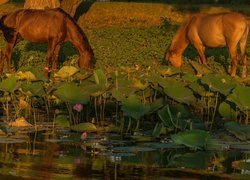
[166, 12, 249, 77]
[0, 8, 94, 73]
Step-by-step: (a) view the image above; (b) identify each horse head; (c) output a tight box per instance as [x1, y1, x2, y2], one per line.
[78, 47, 95, 72]
[166, 50, 182, 68]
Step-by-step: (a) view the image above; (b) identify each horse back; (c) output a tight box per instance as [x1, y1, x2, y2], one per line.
[187, 12, 248, 47]
[1, 9, 67, 42]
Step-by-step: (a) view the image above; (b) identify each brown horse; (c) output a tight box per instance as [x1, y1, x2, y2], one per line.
[166, 12, 249, 77]
[0, 8, 94, 73]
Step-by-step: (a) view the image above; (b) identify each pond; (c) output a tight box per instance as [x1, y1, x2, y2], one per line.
[0, 126, 249, 179]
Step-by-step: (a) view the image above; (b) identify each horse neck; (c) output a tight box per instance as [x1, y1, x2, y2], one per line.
[66, 17, 93, 56]
[169, 19, 190, 55]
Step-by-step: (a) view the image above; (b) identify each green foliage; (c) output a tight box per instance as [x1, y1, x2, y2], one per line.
[171, 130, 212, 150]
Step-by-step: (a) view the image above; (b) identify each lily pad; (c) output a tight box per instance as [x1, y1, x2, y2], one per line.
[112, 146, 155, 153]
[55, 115, 70, 128]
[171, 130, 211, 150]
[70, 122, 97, 132]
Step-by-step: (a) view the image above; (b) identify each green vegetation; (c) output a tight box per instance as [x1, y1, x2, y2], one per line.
[0, 2, 250, 152]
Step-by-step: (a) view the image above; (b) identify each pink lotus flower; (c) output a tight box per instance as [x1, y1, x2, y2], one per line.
[73, 103, 83, 112]
[81, 131, 88, 140]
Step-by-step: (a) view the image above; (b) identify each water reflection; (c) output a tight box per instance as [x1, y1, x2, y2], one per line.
[0, 130, 248, 179]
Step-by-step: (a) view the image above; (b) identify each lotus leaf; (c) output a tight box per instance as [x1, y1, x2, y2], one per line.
[0, 76, 19, 93]
[171, 130, 211, 150]
[149, 97, 164, 113]
[181, 73, 199, 83]
[54, 66, 79, 78]
[16, 71, 37, 81]
[189, 60, 213, 75]
[70, 122, 97, 132]
[112, 146, 155, 153]
[18, 66, 48, 81]
[158, 66, 181, 76]
[227, 85, 250, 111]
[121, 95, 150, 120]
[201, 74, 237, 95]
[158, 105, 190, 130]
[164, 84, 196, 105]
[169, 151, 212, 169]
[94, 69, 107, 85]
[111, 89, 126, 102]
[54, 83, 89, 104]
[189, 81, 210, 96]
[55, 115, 70, 128]
[81, 84, 107, 97]
[22, 81, 45, 97]
[131, 77, 148, 90]
[225, 121, 250, 141]
[218, 102, 238, 120]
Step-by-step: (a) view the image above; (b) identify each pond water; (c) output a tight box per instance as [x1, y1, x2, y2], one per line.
[0, 128, 249, 179]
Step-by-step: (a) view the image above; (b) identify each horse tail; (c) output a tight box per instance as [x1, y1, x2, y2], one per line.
[0, 14, 16, 42]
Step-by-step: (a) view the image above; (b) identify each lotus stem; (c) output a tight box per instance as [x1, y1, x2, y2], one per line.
[135, 119, 140, 132]
[94, 97, 99, 125]
[210, 92, 219, 131]
[126, 117, 132, 133]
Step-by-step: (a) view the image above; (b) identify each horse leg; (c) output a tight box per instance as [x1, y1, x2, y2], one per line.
[228, 44, 238, 77]
[0, 46, 8, 74]
[0, 39, 17, 74]
[45, 40, 57, 74]
[239, 33, 248, 78]
[51, 44, 61, 72]
[193, 43, 207, 65]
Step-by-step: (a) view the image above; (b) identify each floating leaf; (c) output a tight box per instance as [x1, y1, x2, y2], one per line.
[55, 115, 70, 128]
[112, 146, 155, 153]
[171, 130, 211, 150]
[121, 95, 150, 120]
[169, 151, 213, 169]
[54, 82, 89, 104]
[70, 122, 97, 132]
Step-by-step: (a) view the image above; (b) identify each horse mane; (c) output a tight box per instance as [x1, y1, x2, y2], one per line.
[169, 15, 192, 53]
[55, 8, 92, 50]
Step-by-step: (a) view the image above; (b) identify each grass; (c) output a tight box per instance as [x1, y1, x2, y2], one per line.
[0, 2, 249, 74]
